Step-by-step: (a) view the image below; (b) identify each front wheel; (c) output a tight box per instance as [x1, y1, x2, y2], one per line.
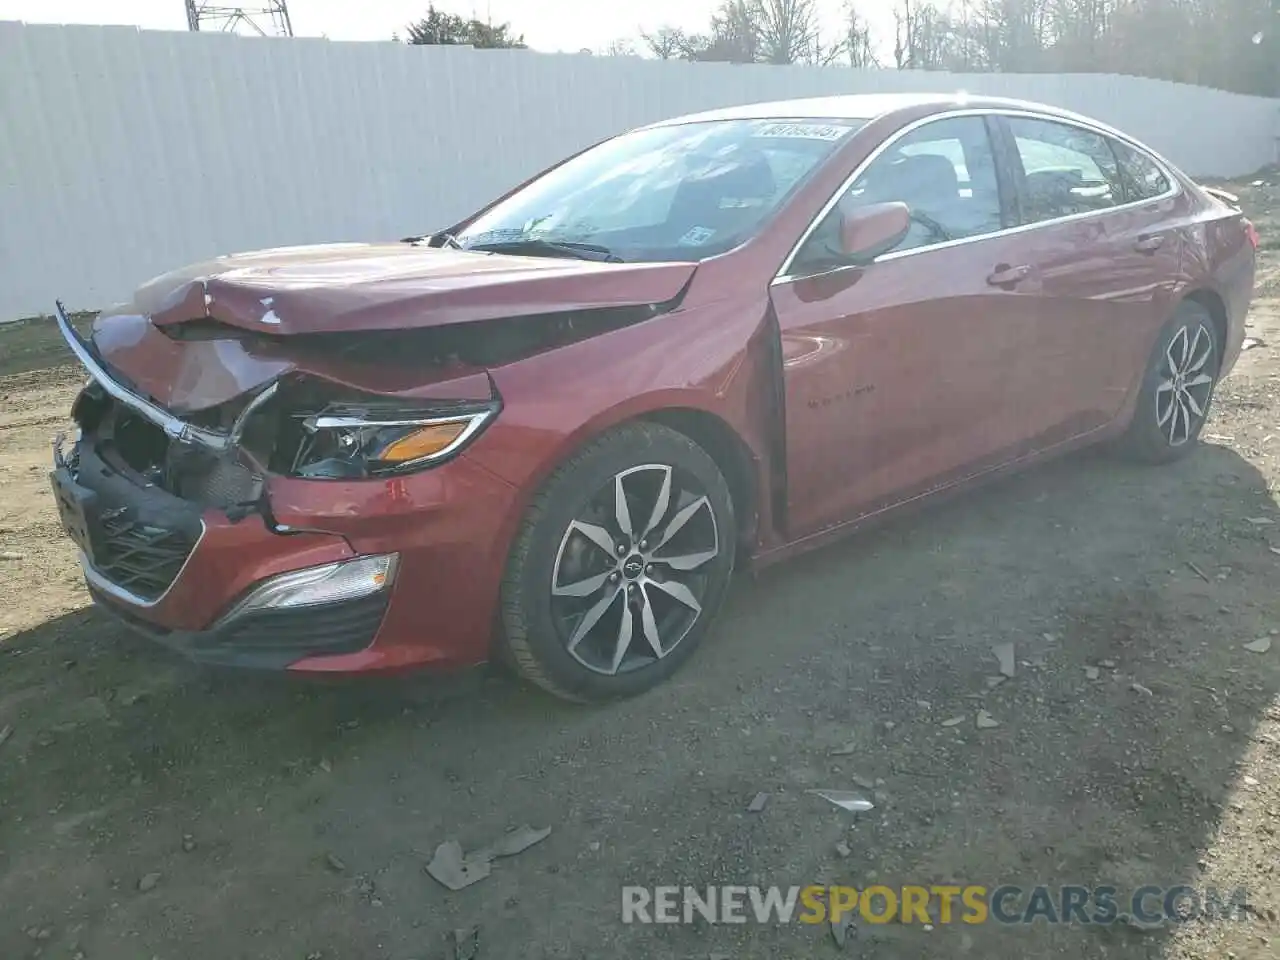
[500, 422, 737, 702]
[1118, 301, 1221, 463]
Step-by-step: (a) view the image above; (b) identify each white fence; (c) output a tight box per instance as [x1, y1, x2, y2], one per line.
[1, 20, 1278, 321]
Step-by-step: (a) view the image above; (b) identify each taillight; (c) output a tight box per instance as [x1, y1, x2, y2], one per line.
[1245, 218, 1259, 249]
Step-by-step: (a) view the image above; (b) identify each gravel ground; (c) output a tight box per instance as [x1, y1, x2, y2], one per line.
[1, 177, 1279, 960]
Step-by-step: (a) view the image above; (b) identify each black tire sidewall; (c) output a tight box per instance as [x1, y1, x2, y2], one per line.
[501, 423, 737, 701]
[1123, 302, 1221, 463]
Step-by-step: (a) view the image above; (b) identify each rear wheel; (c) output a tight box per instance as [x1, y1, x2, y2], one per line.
[500, 422, 736, 702]
[1119, 301, 1221, 463]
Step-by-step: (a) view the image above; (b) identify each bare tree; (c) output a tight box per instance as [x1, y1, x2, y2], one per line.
[844, 3, 878, 67]
[695, 0, 761, 63]
[810, 31, 852, 66]
[971, 0, 1049, 71]
[895, 0, 968, 69]
[640, 25, 688, 59]
[640, 0, 1277, 94]
[1155, 0, 1271, 93]
[893, 0, 915, 67]
[754, 0, 821, 64]
[1045, 0, 1114, 70]
[669, 0, 829, 66]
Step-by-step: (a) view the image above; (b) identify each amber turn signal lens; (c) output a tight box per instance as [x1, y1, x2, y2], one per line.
[377, 422, 470, 463]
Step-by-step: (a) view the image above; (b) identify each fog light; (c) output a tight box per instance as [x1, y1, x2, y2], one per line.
[227, 554, 399, 619]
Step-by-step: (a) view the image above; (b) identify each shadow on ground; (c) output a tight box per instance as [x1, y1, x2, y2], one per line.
[2, 443, 1278, 959]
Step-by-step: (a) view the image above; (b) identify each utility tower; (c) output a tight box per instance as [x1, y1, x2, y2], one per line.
[184, 1, 294, 37]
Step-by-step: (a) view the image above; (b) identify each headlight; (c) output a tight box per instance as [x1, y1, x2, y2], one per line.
[288, 400, 499, 479]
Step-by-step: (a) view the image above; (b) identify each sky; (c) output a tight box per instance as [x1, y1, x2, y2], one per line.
[0, 0, 896, 56]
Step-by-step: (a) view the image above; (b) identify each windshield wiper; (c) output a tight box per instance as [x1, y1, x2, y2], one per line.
[400, 232, 463, 249]
[464, 238, 624, 263]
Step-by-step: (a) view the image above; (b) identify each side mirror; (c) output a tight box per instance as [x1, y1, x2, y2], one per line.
[839, 201, 910, 264]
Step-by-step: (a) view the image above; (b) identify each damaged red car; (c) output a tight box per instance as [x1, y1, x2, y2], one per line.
[51, 94, 1257, 701]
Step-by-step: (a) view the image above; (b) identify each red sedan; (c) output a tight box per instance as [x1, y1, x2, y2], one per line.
[51, 94, 1257, 701]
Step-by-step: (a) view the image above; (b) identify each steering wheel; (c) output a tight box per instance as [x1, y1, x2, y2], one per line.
[909, 209, 953, 243]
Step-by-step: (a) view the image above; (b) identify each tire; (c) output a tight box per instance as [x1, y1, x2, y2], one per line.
[499, 421, 737, 702]
[1118, 300, 1222, 464]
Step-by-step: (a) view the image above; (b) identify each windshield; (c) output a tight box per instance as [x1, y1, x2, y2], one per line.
[454, 118, 866, 262]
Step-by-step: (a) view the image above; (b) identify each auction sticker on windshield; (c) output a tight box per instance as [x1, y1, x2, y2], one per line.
[754, 122, 853, 141]
[677, 226, 717, 246]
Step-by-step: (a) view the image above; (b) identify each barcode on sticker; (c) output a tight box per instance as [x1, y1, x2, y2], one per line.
[754, 122, 851, 141]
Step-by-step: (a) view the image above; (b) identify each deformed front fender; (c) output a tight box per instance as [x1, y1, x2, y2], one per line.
[464, 293, 785, 564]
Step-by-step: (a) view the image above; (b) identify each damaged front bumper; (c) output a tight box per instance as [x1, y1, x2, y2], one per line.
[49, 302, 517, 673]
[50, 429, 377, 668]
[53, 301, 249, 451]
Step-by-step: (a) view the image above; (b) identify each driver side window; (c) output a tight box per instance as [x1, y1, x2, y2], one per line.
[793, 116, 1004, 273]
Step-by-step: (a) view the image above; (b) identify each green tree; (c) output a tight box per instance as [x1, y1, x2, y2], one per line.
[404, 5, 526, 48]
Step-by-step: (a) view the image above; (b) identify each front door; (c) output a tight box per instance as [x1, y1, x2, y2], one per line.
[772, 114, 1047, 540]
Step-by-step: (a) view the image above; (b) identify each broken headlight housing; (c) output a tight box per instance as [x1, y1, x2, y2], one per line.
[288, 399, 499, 480]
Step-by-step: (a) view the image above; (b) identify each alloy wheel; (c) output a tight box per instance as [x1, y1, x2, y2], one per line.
[1155, 322, 1216, 447]
[549, 463, 720, 676]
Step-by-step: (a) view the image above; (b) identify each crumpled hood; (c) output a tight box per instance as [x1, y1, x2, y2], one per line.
[87, 311, 500, 414]
[127, 241, 697, 335]
[87, 242, 694, 413]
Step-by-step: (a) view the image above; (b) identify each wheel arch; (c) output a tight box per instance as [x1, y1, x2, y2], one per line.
[638, 406, 761, 550]
[1180, 287, 1229, 364]
[480, 389, 766, 589]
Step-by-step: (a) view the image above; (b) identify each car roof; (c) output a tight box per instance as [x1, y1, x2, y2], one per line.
[649, 93, 1106, 129]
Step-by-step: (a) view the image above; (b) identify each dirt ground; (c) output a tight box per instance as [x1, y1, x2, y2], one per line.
[3, 180, 1280, 960]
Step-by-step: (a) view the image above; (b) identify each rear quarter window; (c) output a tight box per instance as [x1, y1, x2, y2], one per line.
[1109, 139, 1173, 202]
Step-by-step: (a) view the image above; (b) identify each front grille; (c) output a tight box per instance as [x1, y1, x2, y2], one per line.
[214, 593, 387, 655]
[94, 513, 199, 601]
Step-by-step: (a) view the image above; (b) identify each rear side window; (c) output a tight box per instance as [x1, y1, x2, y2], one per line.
[1109, 139, 1172, 202]
[1007, 117, 1123, 224]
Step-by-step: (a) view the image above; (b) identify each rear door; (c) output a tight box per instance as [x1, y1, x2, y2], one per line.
[1104, 136, 1190, 368]
[992, 114, 1184, 443]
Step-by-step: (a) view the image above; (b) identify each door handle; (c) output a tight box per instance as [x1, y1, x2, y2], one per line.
[1134, 234, 1165, 253]
[986, 264, 1032, 287]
